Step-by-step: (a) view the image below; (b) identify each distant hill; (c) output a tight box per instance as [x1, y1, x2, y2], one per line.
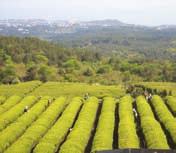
[1, 20, 176, 84]
[79, 19, 125, 26]
[0, 35, 176, 84]
[0, 19, 176, 36]
[1, 19, 176, 61]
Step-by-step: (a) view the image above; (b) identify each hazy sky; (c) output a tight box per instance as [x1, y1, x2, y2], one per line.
[1, 0, 176, 26]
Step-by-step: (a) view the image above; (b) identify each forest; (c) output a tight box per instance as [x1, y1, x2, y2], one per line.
[0, 35, 176, 84]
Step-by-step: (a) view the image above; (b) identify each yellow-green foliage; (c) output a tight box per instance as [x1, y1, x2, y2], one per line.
[33, 97, 83, 153]
[141, 117, 169, 149]
[0, 96, 51, 153]
[135, 82, 176, 96]
[0, 96, 21, 114]
[119, 95, 134, 121]
[91, 97, 115, 152]
[29, 82, 125, 98]
[151, 95, 176, 144]
[5, 97, 66, 153]
[0, 96, 6, 105]
[0, 94, 174, 152]
[0, 81, 125, 98]
[60, 97, 99, 153]
[151, 95, 174, 123]
[166, 96, 176, 115]
[136, 96, 169, 149]
[0, 81, 41, 97]
[136, 96, 154, 118]
[118, 95, 139, 149]
[0, 96, 38, 131]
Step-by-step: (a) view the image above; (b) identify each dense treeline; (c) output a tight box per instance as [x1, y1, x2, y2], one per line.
[54, 26, 176, 61]
[0, 36, 176, 84]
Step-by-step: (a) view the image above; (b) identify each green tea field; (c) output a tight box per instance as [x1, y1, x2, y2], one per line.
[0, 81, 175, 153]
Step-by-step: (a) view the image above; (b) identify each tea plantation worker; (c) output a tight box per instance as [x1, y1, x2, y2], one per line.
[133, 108, 138, 118]
[144, 90, 149, 100]
[48, 99, 52, 105]
[84, 93, 90, 100]
[148, 93, 152, 100]
[24, 105, 29, 112]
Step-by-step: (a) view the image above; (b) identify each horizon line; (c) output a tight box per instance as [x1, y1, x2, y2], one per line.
[0, 18, 176, 27]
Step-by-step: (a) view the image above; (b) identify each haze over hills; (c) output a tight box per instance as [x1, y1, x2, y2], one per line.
[0, 18, 176, 84]
[0, 19, 176, 36]
[0, 19, 125, 35]
[1, 19, 176, 61]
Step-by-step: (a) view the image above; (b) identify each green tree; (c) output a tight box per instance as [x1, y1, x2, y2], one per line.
[83, 67, 94, 76]
[34, 54, 49, 64]
[63, 59, 80, 70]
[97, 65, 111, 74]
[38, 65, 57, 82]
[0, 64, 17, 84]
[25, 65, 38, 81]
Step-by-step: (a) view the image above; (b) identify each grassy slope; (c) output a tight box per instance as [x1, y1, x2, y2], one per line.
[0, 81, 41, 97]
[134, 82, 176, 96]
[0, 81, 125, 98]
[29, 82, 125, 98]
